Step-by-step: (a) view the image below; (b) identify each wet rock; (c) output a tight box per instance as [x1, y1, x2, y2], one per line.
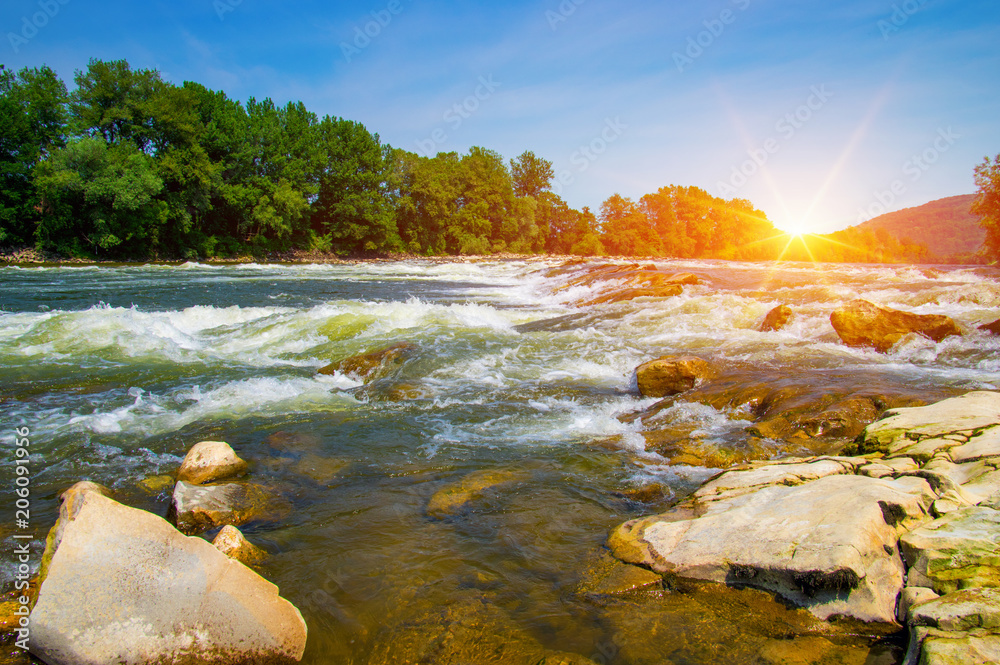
[28, 483, 306, 665]
[979, 318, 1000, 335]
[266, 430, 323, 452]
[291, 453, 350, 485]
[535, 652, 601, 665]
[580, 284, 683, 306]
[138, 474, 174, 494]
[759, 305, 794, 332]
[212, 524, 267, 566]
[576, 550, 663, 597]
[365, 594, 548, 665]
[851, 391, 1000, 460]
[177, 440, 248, 485]
[755, 636, 869, 665]
[635, 356, 715, 398]
[608, 472, 936, 623]
[899, 506, 1000, 594]
[912, 631, 1000, 665]
[426, 468, 527, 518]
[171, 480, 283, 535]
[830, 299, 962, 353]
[317, 341, 418, 382]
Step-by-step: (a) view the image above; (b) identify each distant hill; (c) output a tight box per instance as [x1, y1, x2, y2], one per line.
[854, 194, 982, 259]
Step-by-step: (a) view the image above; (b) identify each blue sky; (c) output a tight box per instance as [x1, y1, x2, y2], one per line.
[3, 0, 999, 233]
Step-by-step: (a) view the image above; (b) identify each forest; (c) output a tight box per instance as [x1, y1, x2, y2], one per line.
[0, 59, 986, 263]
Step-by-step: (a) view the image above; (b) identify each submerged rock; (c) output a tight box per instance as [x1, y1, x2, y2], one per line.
[830, 299, 962, 353]
[580, 284, 683, 306]
[365, 594, 549, 665]
[759, 305, 794, 332]
[635, 356, 715, 398]
[171, 480, 282, 534]
[177, 440, 248, 485]
[318, 341, 418, 382]
[29, 483, 306, 665]
[426, 468, 527, 518]
[576, 549, 663, 597]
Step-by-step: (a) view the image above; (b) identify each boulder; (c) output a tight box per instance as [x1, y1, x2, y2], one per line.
[317, 342, 418, 382]
[212, 524, 267, 566]
[759, 305, 794, 332]
[830, 299, 962, 353]
[29, 483, 306, 665]
[177, 440, 248, 485]
[138, 474, 174, 494]
[899, 506, 1000, 594]
[635, 356, 715, 398]
[608, 472, 936, 623]
[426, 468, 527, 519]
[171, 480, 280, 535]
[979, 318, 1000, 335]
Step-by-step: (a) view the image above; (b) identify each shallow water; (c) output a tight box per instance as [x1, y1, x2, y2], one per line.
[2, 258, 999, 663]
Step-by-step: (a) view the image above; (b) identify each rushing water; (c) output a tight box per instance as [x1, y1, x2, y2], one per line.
[2, 259, 1000, 664]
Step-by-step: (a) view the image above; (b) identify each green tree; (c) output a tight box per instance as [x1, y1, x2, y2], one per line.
[312, 116, 400, 254]
[34, 137, 165, 258]
[0, 64, 69, 245]
[509, 150, 554, 198]
[973, 154, 1000, 262]
[599, 194, 661, 256]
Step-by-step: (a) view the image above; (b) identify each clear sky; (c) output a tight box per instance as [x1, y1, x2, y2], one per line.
[3, 0, 999, 233]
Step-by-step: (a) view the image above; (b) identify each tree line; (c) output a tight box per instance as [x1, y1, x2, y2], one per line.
[1, 59, 994, 263]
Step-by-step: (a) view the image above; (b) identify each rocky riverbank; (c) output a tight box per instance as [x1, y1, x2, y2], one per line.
[607, 391, 1000, 664]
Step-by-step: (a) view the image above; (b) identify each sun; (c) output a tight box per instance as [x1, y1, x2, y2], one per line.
[776, 221, 812, 237]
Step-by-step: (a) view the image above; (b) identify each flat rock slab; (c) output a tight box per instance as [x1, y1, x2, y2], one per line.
[29, 487, 305, 665]
[858, 392, 1000, 458]
[692, 457, 859, 503]
[609, 474, 935, 623]
[908, 587, 1000, 632]
[900, 506, 1000, 594]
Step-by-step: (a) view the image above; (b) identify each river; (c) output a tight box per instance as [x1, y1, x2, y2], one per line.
[2, 258, 999, 663]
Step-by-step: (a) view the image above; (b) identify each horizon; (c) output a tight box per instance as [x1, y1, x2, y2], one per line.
[3, 0, 999, 234]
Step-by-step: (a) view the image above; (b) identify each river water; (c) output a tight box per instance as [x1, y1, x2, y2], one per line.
[2, 259, 999, 664]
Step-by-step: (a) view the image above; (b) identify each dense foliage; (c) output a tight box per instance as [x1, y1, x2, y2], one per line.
[973, 155, 1000, 263]
[0, 59, 981, 263]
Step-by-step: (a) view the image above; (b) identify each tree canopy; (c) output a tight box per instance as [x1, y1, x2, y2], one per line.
[0, 58, 978, 264]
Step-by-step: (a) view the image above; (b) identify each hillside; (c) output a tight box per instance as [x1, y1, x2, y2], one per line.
[854, 194, 982, 259]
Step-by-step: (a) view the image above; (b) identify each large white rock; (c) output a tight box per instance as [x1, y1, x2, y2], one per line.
[29, 483, 306, 665]
[609, 473, 936, 623]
